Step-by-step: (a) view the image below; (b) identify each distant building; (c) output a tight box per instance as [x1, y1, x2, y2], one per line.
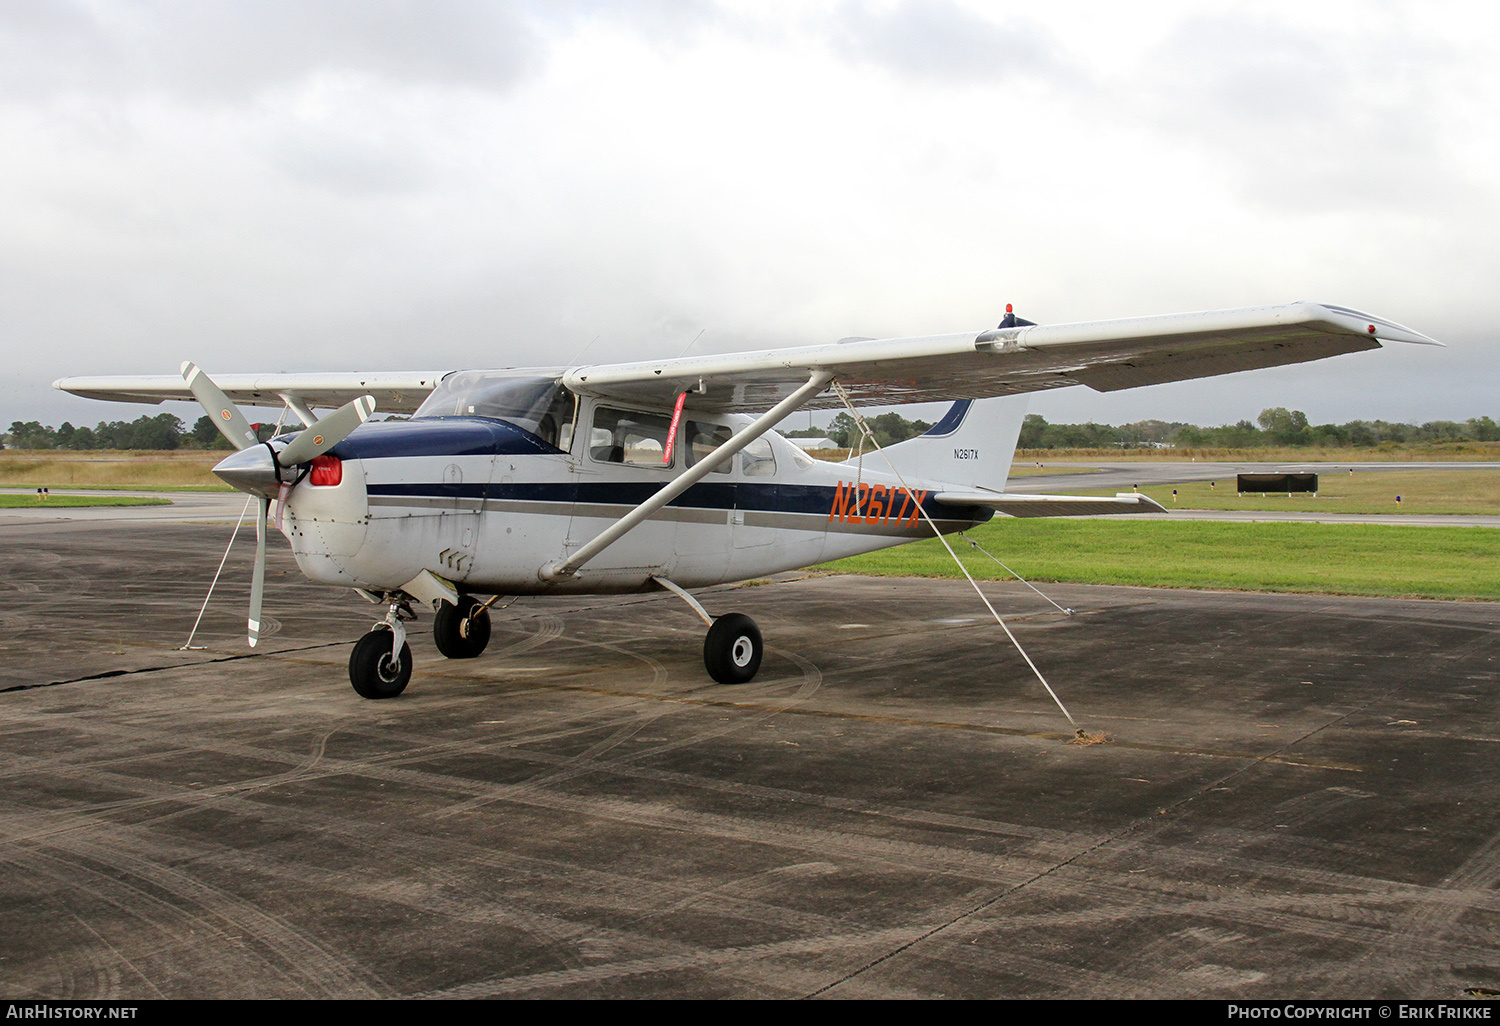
[787, 436, 839, 451]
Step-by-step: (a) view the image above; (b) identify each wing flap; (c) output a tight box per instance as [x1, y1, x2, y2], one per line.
[935, 491, 1168, 518]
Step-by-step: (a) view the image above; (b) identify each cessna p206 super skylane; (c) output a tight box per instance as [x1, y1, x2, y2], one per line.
[56, 302, 1437, 699]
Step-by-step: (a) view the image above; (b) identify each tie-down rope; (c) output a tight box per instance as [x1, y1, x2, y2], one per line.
[828, 380, 1076, 727]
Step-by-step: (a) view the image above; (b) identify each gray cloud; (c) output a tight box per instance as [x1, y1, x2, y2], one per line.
[0, 0, 544, 101]
[1, 2, 1488, 431]
[830, 0, 1062, 84]
[1134, 13, 1478, 215]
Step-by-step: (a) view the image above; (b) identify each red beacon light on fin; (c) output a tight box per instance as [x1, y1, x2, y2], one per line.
[309, 455, 342, 486]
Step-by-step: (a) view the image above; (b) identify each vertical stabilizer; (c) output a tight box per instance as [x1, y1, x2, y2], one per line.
[851, 395, 1029, 493]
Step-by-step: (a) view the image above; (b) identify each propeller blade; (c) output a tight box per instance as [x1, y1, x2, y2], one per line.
[182, 361, 259, 450]
[275, 395, 376, 467]
[248, 494, 268, 648]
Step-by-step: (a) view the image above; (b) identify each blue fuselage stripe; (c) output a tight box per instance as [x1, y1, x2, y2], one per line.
[365, 480, 981, 521]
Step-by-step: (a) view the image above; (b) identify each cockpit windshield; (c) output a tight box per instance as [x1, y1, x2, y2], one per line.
[413, 370, 575, 449]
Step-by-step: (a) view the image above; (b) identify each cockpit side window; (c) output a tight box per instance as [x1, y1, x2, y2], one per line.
[590, 406, 674, 467]
[534, 387, 577, 451]
[412, 371, 574, 449]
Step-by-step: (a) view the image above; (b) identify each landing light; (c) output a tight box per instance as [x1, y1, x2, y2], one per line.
[309, 455, 343, 486]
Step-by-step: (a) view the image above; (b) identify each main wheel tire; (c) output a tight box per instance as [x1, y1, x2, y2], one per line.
[433, 597, 491, 659]
[704, 613, 763, 685]
[349, 629, 412, 699]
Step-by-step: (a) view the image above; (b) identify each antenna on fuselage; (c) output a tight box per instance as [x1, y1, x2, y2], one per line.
[565, 334, 602, 366]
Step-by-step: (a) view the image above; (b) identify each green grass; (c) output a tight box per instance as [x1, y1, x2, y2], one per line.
[814, 519, 1500, 600]
[0, 494, 171, 508]
[0, 452, 230, 490]
[1092, 469, 1500, 515]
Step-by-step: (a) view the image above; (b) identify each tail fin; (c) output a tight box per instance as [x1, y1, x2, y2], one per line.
[855, 395, 1029, 493]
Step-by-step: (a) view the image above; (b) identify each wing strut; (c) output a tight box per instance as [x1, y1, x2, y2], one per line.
[539, 370, 834, 581]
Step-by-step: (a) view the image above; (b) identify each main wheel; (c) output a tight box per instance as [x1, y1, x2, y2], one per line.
[349, 629, 412, 699]
[703, 613, 763, 685]
[433, 597, 491, 659]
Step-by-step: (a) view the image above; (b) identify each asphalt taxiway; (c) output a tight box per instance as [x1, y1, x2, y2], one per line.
[2, 515, 1499, 999]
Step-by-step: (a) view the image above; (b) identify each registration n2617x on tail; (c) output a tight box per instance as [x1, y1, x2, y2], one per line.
[56, 302, 1437, 698]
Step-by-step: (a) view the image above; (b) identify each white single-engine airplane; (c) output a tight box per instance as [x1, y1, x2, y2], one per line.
[57, 302, 1437, 699]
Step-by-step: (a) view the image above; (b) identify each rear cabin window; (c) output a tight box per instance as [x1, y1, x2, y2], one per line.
[740, 436, 776, 477]
[685, 421, 732, 474]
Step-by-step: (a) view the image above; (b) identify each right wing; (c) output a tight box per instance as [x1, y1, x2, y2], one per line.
[566, 302, 1439, 413]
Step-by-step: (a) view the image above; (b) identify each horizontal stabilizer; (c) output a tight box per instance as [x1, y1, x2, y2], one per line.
[934, 491, 1167, 518]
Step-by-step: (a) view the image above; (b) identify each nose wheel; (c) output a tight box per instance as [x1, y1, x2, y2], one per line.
[704, 613, 763, 685]
[349, 629, 412, 699]
[349, 599, 414, 699]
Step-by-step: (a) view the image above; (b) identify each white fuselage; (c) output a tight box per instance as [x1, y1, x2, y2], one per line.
[279, 401, 987, 597]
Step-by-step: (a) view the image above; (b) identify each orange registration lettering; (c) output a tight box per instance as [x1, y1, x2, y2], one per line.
[828, 481, 853, 522]
[905, 490, 928, 527]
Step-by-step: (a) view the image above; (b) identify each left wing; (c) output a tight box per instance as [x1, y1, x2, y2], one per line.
[54, 371, 450, 414]
[567, 302, 1438, 413]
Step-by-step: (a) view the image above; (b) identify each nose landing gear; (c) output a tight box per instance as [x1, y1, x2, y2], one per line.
[349, 598, 414, 699]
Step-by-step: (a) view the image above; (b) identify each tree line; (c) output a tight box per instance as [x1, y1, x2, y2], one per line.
[794, 407, 1500, 450]
[1020, 408, 1500, 449]
[3, 414, 276, 451]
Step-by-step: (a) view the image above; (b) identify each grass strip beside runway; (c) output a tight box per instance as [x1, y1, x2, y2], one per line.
[0, 494, 171, 508]
[814, 519, 1500, 600]
[1098, 469, 1500, 515]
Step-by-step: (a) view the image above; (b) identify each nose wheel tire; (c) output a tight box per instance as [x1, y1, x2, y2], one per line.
[433, 597, 492, 659]
[704, 613, 763, 685]
[349, 629, 412, 699]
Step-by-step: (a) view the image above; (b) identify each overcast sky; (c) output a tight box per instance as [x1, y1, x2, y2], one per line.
[4, 0, 1496, 430]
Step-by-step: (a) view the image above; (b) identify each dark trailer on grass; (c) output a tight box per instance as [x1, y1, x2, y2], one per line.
[1238, 473, 1318, 497]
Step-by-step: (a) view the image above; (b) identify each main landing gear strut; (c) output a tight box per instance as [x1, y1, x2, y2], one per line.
[702, 612, 762, 684]
[653, 577, 764, 685]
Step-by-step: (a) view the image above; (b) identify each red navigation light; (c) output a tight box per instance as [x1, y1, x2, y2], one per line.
[1368, 324, 1377, 334]
[309, 455, 343, 486]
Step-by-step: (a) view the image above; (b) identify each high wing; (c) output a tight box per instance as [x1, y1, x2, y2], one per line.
[53, 371, 450, 414]
[566, 302, 1439, 412]
[52, 302, 1437, 416]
